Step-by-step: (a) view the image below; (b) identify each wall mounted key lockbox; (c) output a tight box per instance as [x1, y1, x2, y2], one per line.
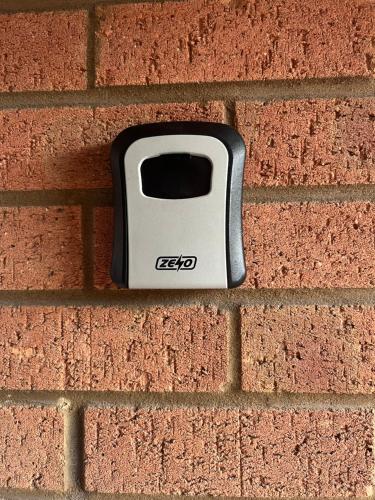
[111, 121, 246, 289]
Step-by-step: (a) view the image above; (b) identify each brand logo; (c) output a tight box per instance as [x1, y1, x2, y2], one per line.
[155, 255, 197, 271]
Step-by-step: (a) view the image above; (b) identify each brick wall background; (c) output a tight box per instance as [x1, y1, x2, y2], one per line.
[0, 0, 374, 498]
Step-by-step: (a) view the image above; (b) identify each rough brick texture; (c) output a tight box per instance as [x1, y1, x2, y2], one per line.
[0, 11, 87, 92]
[242, 305, 375, 393]
[0, 103, 224, 191]
[0, 306, 227, 391]
[244, 202, 375, 288]
[84, 407, 373, 497]
[96, 0, 375, 87]
[236, 98, 375, 186]
[0, 407, 63, 490]
[0, 207, 82, 289]
[94, 207, 113, 288]
[240, 410, 373, 497]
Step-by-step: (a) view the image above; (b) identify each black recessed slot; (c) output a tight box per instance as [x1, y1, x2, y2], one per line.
[140, 153, 212, 199]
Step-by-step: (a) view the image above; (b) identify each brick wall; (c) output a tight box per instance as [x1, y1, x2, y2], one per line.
[0, 0, 374, 498]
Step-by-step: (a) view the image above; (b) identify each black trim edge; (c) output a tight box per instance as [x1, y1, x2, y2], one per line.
[110, 121, 246, 289]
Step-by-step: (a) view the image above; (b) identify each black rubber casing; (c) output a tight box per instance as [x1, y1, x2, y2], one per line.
[111, 121, 246, 289]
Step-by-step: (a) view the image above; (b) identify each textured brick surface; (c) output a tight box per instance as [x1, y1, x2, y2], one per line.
[96, 0, 375, 87]
[94, 207, 113, 288]
[0, 11, 87, 92]
[240, 410, 373, 497]
[243, 202, 375, 288]
[242, 305, 375, 393]
[0, 407, 63, 490]
[84, 408, 373, 497]
[85, 407, 241, 496]
[0, 207, 82, 289]
[0, 306, 227, 392]
[0, 103, 224, 191]
[236, 99, 375, 186]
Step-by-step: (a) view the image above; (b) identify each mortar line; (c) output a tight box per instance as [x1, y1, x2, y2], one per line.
[0, 489, 65, 499]
[243, 185, 375, 204]
[85, 495, 226, 500]
[64, 402, 85, 494]
[0, 489, 354, 500]
[0, 189, 113, 207]
[82, 205, 95, 290]
[65, 494, 375, 500]
[6, 185, 375, 207]
[4, 289, 375, 307]
[0, 0, 186, 14]
[0, 491, 367, 500]
[1, 390, 375, 410]
[0, 77, 373, 111]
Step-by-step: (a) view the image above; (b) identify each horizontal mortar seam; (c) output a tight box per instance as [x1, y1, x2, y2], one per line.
[0, 189, 112, 207]
[0, 0, 187, 15]
[0, 488, 66, 499]
[1, 391, 375, 410]
[0, 490, 368, 500]
[0, 78, 373, 110]
[3, 289, 375, 307]
[5, 185, 375, 207]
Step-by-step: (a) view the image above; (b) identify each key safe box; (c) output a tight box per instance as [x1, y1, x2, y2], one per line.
[111, 121, 246, 289]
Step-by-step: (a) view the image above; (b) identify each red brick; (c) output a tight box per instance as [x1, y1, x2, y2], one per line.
[0, 407, 63, 490]
[243, 202, 375, 288]
[84, 407, 373, 497]
[241, 410, 373, 497]
[94, 207, 113, 288]
[0, 11, 87, 92]
[237, 99, 375, 187]
[96, 0, 375, 87]
[0, 306, 227, 392]
[0, 103, 224, 191]
[84, 407, 241, 495]
[0, 207, 82, 289]
[242, 305, 375, 393]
